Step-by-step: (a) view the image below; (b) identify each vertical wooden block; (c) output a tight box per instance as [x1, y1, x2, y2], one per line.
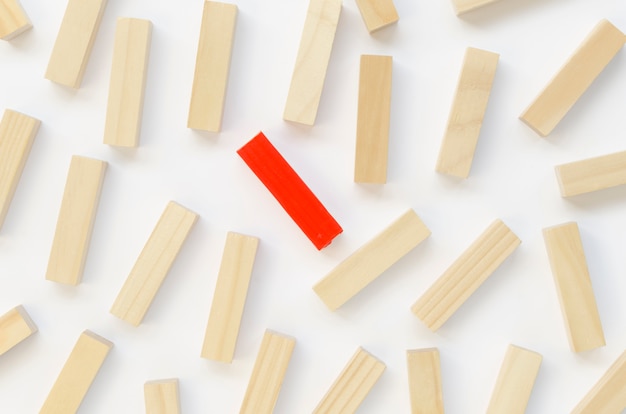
[283, 0, 342, 125]
[0, 305, 37, 356]
[412, 219, 520, 331]
[45, 0, 108, 88]
[572, 350, 626, 414]
[40, 330, 113, 414]
[520, 20, 626, 137]
[543, 222, 605, 352]
[145, 378, 180, 414]
[313, 209, 430, 311]
[555, 150, 626, 197]
[110, 201, 198, 326]
[46, 156, 107, 285]
[187, 1, 237, 132]
[354, 0, 398, 33]
[406, 348, 444, 414]
[451, 0, 501, 15]
[0, 0, 32, 40]
[436, 47, 499, 178]
[354, 54, 393, 184]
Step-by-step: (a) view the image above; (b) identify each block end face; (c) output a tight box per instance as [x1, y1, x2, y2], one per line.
[14, 305, 38, 333]
[519, 113, 550, 137]
[82, 330, 114, 349]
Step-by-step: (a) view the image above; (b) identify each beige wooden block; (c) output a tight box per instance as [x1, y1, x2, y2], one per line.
[436, 47, 499, 178]
[543, 222, 605, 352]
[520, 20, 626, 137]
[451, 0, 501, 15]
[412, 219, 520, 331]
[0, 109, 40, 230]
[555, 150, 626, 197]
[313, 347, 386, 414]
[355, 0, 398, 33]
[46, 156, 107, 285]
[354, 54, 393, 184]
[407, 348, 444, 414]
[283, 0, 342, 125]
[45, 0, 108, 88]
[0, 305, 37, 356]
[187, 1, 237, 132]
[110, 201, 198, 326]
[314, 209, 430, 311]
[572, 349, 626, 414]
[40, 330, 113, 414]
[145, 378, 180, 414]
[0, 0, 32, 40]
[239, 330, 296, 414]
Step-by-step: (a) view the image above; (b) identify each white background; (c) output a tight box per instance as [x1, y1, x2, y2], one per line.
[1, 0, 626, 412]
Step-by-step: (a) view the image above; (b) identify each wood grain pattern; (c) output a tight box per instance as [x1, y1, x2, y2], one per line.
[407, 348, 444, 414]
[354, 0, 398, 33]
[555, 150, 626, 197]
[144, 378, 180, 414]
[0, 0, 31, 40]
[0, 305, 37, 356]
[571, 349, 626, 414]
[451, 0, 501, 15]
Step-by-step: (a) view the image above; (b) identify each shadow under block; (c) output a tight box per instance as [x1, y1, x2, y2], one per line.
[406, 348, 444, 414]
[451, 0, 501, 15]
[314, 209, 430, 311]
[145, 379, 180, 414]
[239, 330, 295, 414]
[412, 219, 520, 331]
[110, 201, 198, 326]
[436, 47, 499, 179]
[283, 0, 342, 125]
[555, 150, 626, 197]
[40, 330, 113, 414]
[313, 347, 386, 414]
[0, 109, 40, 230]
[0, 305, 37, 356]
[354, 0, 398, 33]
[572, 349, 626, 414]
[45, 0, 108, 88]
[46, 156, 107, 285]
[0, 0, 32, 40]
[520, 20, 626, 137]
[543, 222, 605, 352]
[187, 1, 237, 132]
[354, 54, 392, 184]
[202, 232, 259, 363]
[237, 132, 342, 250]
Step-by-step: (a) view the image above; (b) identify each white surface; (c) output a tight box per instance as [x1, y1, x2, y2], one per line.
[1, 0, 626, 413]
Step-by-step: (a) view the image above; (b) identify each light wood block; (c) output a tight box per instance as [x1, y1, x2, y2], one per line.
[46, 156, 107, 285]
[436, 47, 499, 178]
[145, 378, 180, 414]
[354, 54, 393, 184]
[407, 348, 444, 414]
[314, 209, 430, 311]
[555, 150, 626, 197]
[572, 349, 626, 414]
[110, 201, 198, 326]
[187, 1, 237, 132]
[355, 0, 398, 33]
[40, 330, 113, 414]
[239, 330, 295, 414]
[313, 347, 386, 414]
[45, 0, 108, 88]
[451, 0, 501, 15]
[412, 219, 520, 331]
[202, 232, 259, 363]
[0, 0, 32, 40]
[520, 20, 626, 137]
[543, 222, 605, 352]
[283, 0, 342, 126]
[0, 305, 37, 356]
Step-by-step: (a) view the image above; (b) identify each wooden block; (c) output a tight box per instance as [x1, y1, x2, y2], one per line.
[543, 222, 605, 352]
[572, 349, 626, 414]
[520, 20, 626, 137]
[46, 156, 107, 285]
[412, 219, 520, 331]
[451, 0, 501, 15]
[436, 47, 499, 178]
[0, 109, 40, 230]
[486, 345, 542, 414]
[110, 201, 198, 326]
[313, 347, 386, 414]
[0, 0, 32, 40]
[145, 378, 180, 414]
[239, 330, 296, 414]
[45, 0, 108, 88]
[187, 1, 237, 132]
[0, 305, 37, 356]
[314, 209, 430, 311]
[354, 0, 398, 33]
[354, 54, 393, 184]
[40, 330, 113, 414]
[283, 0, 342, 125]
[201, 232, 259, 363]
[406, 348, 444, 414]
[555, 150, 626, 197]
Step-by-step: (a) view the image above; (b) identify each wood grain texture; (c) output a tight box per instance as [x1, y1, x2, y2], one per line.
[520, 19, 626, 137]
[407, 348, 444, 414]
[451, 0, 501, 15]
[144, 378, 180, 414]
[46, 156, 107, 285]
[412, 219, 520, 331]
[283, 0, 342, 125]
[0, 0, 31, 40]
[110, 201, 198, 326]
[187, 1, 237, 132]
[555, 150, 626, 197]
[0, 305, 37, 356]
[354, 0, 398, 33]
[314, 209, 430, 311]
[436, 47, 499, 178]
[543, 222, 605, 353]
[571, 349, 626, 414]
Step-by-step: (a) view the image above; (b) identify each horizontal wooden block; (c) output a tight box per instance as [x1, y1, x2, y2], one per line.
[355, 0, 398, 33]
[0, 305, 37, 356]
[145, 378, 180, 414]
[452, 0, 501, 15]
[572, 349, 626, 414]
[313, 209, 430, 310]
[555, 150, 626, 197]
[407, 348, 444, 414]
[520, 20, 626, 137]
[0, 0, 32, 40]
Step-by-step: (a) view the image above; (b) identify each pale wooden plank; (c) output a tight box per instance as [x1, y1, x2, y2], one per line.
[0, 305, 37, 356]
[451, 0, 501, 15]
[0, 0, 31, 40]
[406, 348, 444, 414]
[354, 0, 398, 33]
[144, 378, 180, 414]
[555, 150, 626, 197]
[572, 349, 626, 414]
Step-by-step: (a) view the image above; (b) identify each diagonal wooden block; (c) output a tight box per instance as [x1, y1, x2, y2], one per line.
[555, 150, 626, 197]
[571, 349, 626, 414]
[451, 0, 501, 15]
[0, 305, 37, 356]
[0, 0, 32, 40]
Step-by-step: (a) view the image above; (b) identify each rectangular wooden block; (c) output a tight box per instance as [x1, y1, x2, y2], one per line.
[412, 219, 520, 331]
[40, 330, 113, 414]
[187, 1, 237, 132]
[0, 0, 32, 40]
[355, 0, 398, 33]
[451, 0, 501, 15]
[555, 150, 626, 197]
[520, 20, 626, 137]
[572, 349, 626, 414]
[543, 222, 605, 352]
[0, 305, 37, 356]
[283, 0, 342, 125]
[436, 47, 499, 178]
[145, 378, 180, 414]
[110, 201, 198, 326]
[406, 348, 444, 414]
[314, 209, 430, 311]
[46, 156, 107, 285]
[354, 54, 393, 184]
